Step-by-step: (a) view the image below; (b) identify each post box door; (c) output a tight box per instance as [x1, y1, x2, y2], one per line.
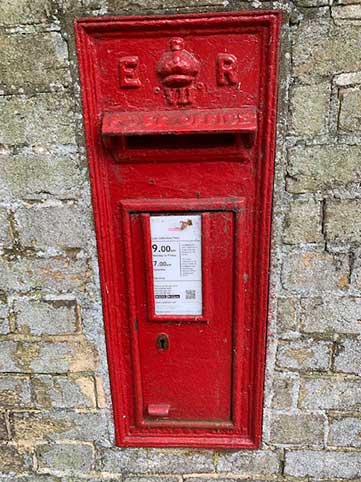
[131, 210, 234, 424]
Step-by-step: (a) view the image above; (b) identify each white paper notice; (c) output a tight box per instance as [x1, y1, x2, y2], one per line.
[150, 215, 202, 316]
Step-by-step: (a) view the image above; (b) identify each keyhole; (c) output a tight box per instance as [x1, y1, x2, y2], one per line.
[156, 333, 169, 351]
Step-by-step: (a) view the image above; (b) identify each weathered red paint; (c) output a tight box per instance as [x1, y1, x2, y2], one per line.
[75, 11, 281, 449]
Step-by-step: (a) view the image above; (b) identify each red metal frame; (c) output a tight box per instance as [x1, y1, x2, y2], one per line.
[75, 11, 281, 449]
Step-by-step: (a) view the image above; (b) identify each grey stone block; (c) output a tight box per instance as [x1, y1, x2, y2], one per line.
[333, 4, 361, 23]
[11, 410, 110, 445]
[287, 145, 361, 193]
[0, 443, 32, 473]
[0, 0, 54, 26]
[299, 376, 361, 410]
[334, 337, 361, 375]
[285, 449, 361, 477]
[276, 338, 332, 371]
[107, 0, 224, 11]
[325, 200, 361, 243]
[271, 373, 297, 410]
[0, 299, 10, 335]
[33, 375, 96, 409]
[0, 94, 76, 147]
[293, 21, 361, 83]
[351, 247, 361, 291]
[0, 207, 12, 247]
[36, 443, 94, 473]
[0, 413, 9, 440]
[283, 199, 323, 245]
[99, 448, 214, 474]
[328, 416, 361, 447]
[282, 250, 349, 294]
[0, 478, 60, 482]
[0, 375, 32, 408]
[300, 297, 361, 334]
[0, 256, 91, 293]
[277, 298, 299, 332]
[270, 413, 325, 446]
[216, 449, 280, 475]
[15, 205, 87, 250]
[339, 88, 361, 132]
[0, 146, 82, 201]
[0, 33, 70, 94]
[0, 339, 96, 374]
[14, 299, 79, 336]
[124, 478, 179, 482]
[290, 83, 330, 137]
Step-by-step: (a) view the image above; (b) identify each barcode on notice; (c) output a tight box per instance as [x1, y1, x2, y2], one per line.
[185, 290, 196, 300]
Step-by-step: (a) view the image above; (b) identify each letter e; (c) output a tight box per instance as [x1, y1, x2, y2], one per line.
[119, 56, 141, 88]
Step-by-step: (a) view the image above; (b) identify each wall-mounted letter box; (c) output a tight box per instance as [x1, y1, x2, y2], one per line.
[75, 11, 281, 448]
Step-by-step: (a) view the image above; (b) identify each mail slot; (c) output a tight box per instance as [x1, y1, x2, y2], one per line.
[75, 11, 281, 448]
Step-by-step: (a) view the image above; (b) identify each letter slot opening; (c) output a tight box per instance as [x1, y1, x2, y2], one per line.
[126, 132, 237, 150]
[101, 107, 257, 162]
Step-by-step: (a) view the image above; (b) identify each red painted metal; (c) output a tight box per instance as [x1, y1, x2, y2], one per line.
[75, 10, 281, 449]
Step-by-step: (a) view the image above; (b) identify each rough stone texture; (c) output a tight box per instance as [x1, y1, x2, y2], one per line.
[299, 376, 361, 410]
[276, 338, 332, 371]
[285, 450, 361, 478]
[14, 299, 79, 336]
[0, 147, 82, 201]
[282, 250, 349, 294]
[15, 205, 86, 250]
[0, 478, 60, 482]
[0, 33, 70, 95]
[271, 372, 297, 410]
[216, 450, 280, 475]
[277, 297, 299, 332]
[0, 414, 9, 440]
[328, 416, 361, 448]
[283, 198, 322, 245]
[0, 94, 76, 146]
[351, 247, 361, 291]
[0, 0, 54, 26]
[0, 444, 32, 473]
[300, 297, 361, 334]
[33, 375, 96, 409]
[0, 339, 96, 374]
[0, 256, 90, 293]
[332, 4, 361, 23]
[0, 376, 32, 409]
[334, 337, 361, 375]
[290, 83, 330, 136]
[36, 443, 94, 473]
[99, 448, 215, 474]
[270, 413, 325, 446]
[1, 1, 361, 481]
[0, 207, 12, 247]
[325, 200, 361, 243]
[11, 410, 110, 445]
[339, 88, 361, 132]
[107, 0, 224, 11]
[125, 478, 180, 482]
[287, 145, 361, 193]
[292, 22, 361, 83]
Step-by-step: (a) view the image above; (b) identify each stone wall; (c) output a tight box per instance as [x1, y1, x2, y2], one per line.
[1, 0, 361, 480]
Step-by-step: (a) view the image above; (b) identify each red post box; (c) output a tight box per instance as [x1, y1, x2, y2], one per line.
[75, 11, 281, 449]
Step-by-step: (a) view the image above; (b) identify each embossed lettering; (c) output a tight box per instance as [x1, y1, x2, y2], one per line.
[217, 53, 238, 86]
[119, 56, 141, 88]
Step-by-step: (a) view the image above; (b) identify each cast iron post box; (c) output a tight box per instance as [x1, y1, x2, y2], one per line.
[75, 11, 281, 448]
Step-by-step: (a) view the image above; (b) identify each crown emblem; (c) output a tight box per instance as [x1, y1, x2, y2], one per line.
[156, 38, 200, 106]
